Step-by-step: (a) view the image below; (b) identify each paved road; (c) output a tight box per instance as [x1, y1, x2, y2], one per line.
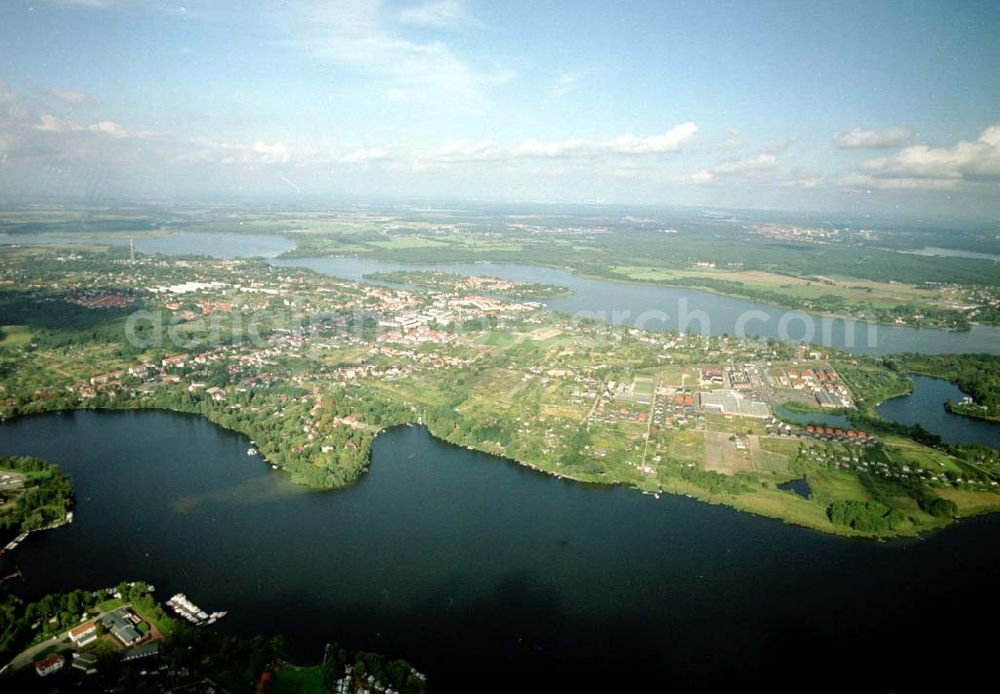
[2, 632, 67, 674]
[1, 606, 124, 675]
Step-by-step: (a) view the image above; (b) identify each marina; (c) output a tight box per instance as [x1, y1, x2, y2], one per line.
[166, 593, 227, 626]
[2, 531, 30, 553]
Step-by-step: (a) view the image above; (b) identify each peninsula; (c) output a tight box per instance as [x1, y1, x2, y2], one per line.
[1, 242, 998, 539]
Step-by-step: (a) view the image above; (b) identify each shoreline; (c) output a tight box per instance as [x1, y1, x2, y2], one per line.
[2, 404, 992, 541]
[274, 250, 986, 333]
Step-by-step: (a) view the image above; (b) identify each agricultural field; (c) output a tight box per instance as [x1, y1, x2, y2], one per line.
[610, 265, 943, 308]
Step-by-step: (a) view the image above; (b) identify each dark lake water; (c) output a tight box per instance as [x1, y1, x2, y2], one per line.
[776, 477, 811, 499]
[904, 246, 1000, 262]
[877, 376, 1000, 449]
[3, 410, 1000, 691]
[275, 256, 1000, 356]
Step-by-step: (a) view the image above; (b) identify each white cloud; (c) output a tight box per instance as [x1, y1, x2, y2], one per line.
[761, 136, 797, 154]
[54, 0, 118, 7]
[688, 153, 778, 183]
[514, 137, 591, 158]
[33, 114, 78, 133]
[43, 87, 92, 106]
[250, 141, 291, 162]
[713, 153, 777, 174]
[839, 174, 959, 191]
[605, 123, 699, 154]
[296, 0, 510, 110]
[422, 123, 698, 164]
[427, 139, 507, 162]
[859, 125, 1000, 182]
[835, 126, 912, 149]
[179, 138, 292, 165]
[552, 72, 582, 97]
[398, 0, 470, 29]
[88, 120, 129, 137]
[514, 122, 698, 160]
[32, 114, 153, 139]
[680, 150, 819, 187]
[339, 147, 392, 164]
[777, 176, 825, 189]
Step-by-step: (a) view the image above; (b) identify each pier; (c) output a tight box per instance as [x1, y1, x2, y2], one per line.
[166, 593, 226, 626]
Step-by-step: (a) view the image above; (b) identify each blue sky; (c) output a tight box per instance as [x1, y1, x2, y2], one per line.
[0, 0, 998, 217]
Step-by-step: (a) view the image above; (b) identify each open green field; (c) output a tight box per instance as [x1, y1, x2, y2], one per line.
[611, 265, 943, 307]
[667, 429, 704, 464]
[271, 664, 326, 694]
[749, 438, 789, 474]
[367, 236, 450, 249]
[477, 330, 520, 348]
[0, 325, 35, 346]
[633, 376, 655, 399]
[96, 597, 125, 612]
[656, 365, 700, 387]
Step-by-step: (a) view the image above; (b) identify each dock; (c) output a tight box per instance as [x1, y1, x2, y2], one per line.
[165, 593, 226, 626]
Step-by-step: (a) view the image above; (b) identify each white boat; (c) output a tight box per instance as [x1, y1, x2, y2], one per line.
[247, 448, 258, 456]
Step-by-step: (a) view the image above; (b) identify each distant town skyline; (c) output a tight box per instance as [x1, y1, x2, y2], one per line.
[1, 0, 998, 218]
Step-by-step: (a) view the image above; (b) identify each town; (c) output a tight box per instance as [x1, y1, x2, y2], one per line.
[1, 243, 996, 540]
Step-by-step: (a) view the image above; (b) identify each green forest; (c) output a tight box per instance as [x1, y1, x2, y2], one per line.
[0, 456, 74, 532]
[886, 353, 1000, 421]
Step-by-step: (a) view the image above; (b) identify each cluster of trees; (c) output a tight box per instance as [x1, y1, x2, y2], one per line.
[827, 500, 907, 532]
[0, 587, 104, 659]
[156, 626, 285, 693]
[918, 497, 959, 518]
[0, 292, 136, 348]
[139, 380, 423, 489]
[0, 455, 74, 531]
[887, 353, 1000, 421]
[322, 643, 427, 694]
[363, 270, 569, 299]
[672, 465, 755, 496]
[850, 411, 943, 448]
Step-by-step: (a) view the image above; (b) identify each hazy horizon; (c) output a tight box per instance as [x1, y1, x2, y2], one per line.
[1, 0, 998, 219]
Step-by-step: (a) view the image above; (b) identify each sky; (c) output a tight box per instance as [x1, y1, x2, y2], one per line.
[0, 0, 998, 218]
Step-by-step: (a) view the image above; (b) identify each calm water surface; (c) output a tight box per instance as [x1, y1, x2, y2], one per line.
[2, 410, 999, 691]
[275, 256, 1000, 356]
[877, 376, 1000, 449]
[773, 405, 852, 429]
[903, 246, 1000, 262]
[3, 231, 998, 354]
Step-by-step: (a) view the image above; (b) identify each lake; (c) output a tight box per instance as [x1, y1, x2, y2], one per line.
[2, 410, 1000, 691]
[3, 230, 999, 355]
[903, 246, 1000, 262]
[877, 376, 1000, 449]
[772, 405, 852, 429]
[275, 256, 1000, 356]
